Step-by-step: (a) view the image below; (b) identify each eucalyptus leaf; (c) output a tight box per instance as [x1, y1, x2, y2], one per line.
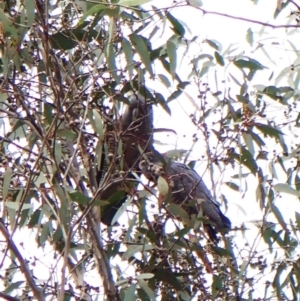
[157, 176, 169, 196]
[118, 0, 153, 6]
[273, 183, 300, 197]
[3, 167, 12, 200]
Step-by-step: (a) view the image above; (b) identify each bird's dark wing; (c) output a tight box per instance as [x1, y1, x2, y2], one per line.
[120, 93, 154, 170]
[96, 93, 153, 225]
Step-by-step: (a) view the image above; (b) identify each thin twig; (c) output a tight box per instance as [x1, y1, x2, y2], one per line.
[290, 0, 300, 10]
[193, 5, 300, 29]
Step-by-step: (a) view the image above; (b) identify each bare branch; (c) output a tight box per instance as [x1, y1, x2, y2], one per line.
[192, 5, 300, 29]
[86, 213, 120, 301]
[0, 220, 45, 301]
[290, 0, 300, 10]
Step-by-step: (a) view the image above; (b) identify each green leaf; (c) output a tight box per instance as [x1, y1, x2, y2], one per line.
[52, 226, 63, 243]
[56, 129, 77, 140]
[3, 167, 12, 200]
[274, 0, 289, 18]
[50, 31, 90, 50]
[63, 293, 72, 301]
[296, 113, 300, 127]
[254, 123, 283, 139]
[4, 281, 25, 294]
[205, 39, 219, 50]
[118, 0, 153, 6]
[229, 72, 242, 86]
[174, 227, 192, 237]
[69, 191, 92, 205]
[154, 268, 184, 290]
[270, 201, 287, 231]
[107, 43, 121, 83]
[233, 146, 258, 174]
[5, 202, 32, 211]
[130, 34, 153, 77]
[234, 58, 265, 71]
[179, 291, 191, 301]
[188, 0, 203, 7]
[214, 51, 225, 66]
[243, 132, 254, 156]
[106, 190, 127, 206]
[262, 85, 281, 100]
[177, 81, 190, 90]
[136, 273, 154, 280]
[231, 173, 250, 179]
[188, 160, 196, 169]
[28, 208, 42, 228]
[111, 196, 134, 226]
[270, 161, 280, 181]
[167, 40, 177, 80]
[166, 13, 185, 37]
[122, 38, 134, 79]
[137, 279, 156, 301]
[236, 94, 249, 104]
[273, 183, 300, 197]
[295, 212, 300, 231]
[0, 8, 18, 38]
[155, 93, 171, 116]
[92, 109, 104, 140]
[238, 260, 249, 279]
[250, 130, 266, 147]
[246, 28, 253, 46]
[123, 244, 155, 260]
[124, 284, 137, 301]
[44, 102, 53, 125]
[212, 275, 223, 298]
[25, 0, 35, 27]
[167, 203, 189, 220]
[278, 132, 288, 155]
[295, 174, 300, 191]
[54, 140, 62, 165]
[138, 198, 147, 226]
[157, 176, 169, 196]
[199, 60, 215, 77]
[39, 220, 51, 245]
[157, 74, 171, 88]
[78, 4, 107, 26]
[191, 54, 213, 66]
[210, 246, 233, 257]
[164, 149, 187, 160]
[224, 182, 239, 192]
[272, 263, 286, 298]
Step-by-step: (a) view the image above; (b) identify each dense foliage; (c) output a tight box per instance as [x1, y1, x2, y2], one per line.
[0, 0, 300, 300]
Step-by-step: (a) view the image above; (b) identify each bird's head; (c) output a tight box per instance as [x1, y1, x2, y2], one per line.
[139, 151, 171, 182]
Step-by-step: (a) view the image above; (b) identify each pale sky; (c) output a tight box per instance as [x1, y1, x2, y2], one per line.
[141, 1, 300, 297]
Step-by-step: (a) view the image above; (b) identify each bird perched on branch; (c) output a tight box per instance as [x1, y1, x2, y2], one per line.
[119, 93, 154, 170]
[97, 92, 154, 225]
[139, 151, 231, 241]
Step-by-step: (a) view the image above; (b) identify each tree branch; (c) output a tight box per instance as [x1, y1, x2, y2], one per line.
[0, 220, 45, 301]
[290, 0, 300, 10]
[192, 4, 300, 29]
[86, 213, 120, 301]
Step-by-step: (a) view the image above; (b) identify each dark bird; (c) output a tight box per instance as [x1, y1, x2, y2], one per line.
[139, 152, 231, 241]
[120, 93, 154, 170]
[97, 93, 154, 226]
